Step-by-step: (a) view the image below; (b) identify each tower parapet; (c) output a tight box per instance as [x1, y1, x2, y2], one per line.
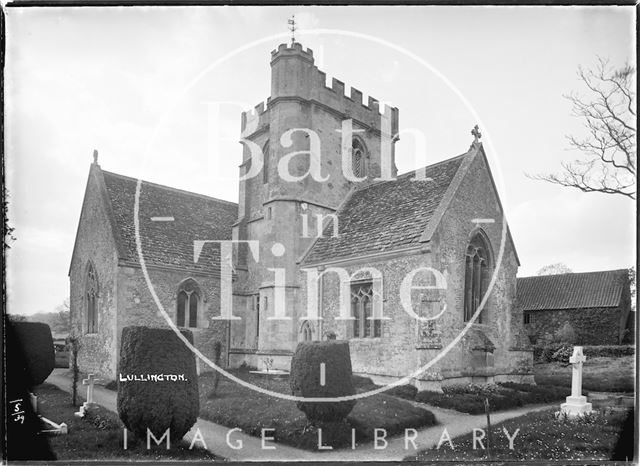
[240, 98, 270, 137]
[241, 42, 399, 137]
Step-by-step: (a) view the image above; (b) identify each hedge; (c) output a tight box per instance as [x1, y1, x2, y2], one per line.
[385, 384, 418, 401]
[535, 344, 635, 363]
[415, 383, 570, 414]
[584, 345, 635, 358]
[352, 375, 377, 390]
[497, 382, 570, 403]
[290, 341, 356, 423]
[415, 391, 488, 414]
[117, 326, 199, 441]
[11, 322, 55, 387]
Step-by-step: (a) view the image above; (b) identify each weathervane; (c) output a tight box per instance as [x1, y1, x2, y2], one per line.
[471, 125, 482, 144]
[287, 15, 297, 45]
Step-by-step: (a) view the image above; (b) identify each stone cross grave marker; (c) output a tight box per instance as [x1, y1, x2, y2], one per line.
[82, 374, 97, 404]
[560, 346, 593, 417]
[75, 373, 99, 418]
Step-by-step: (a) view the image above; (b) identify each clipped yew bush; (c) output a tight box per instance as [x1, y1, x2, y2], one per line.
[290, 341, 356, 423]
[386, 384, 418, 400]
[117, 326, 199, 441]
[12, 322, 55, 387]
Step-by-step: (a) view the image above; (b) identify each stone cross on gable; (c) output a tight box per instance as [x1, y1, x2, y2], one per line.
[471, 125, 482, 144]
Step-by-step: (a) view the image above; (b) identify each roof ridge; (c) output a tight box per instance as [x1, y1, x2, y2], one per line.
[101, 169, 238, 207]
[518, 268, 628, 280]
[396, 152, 468, 179]
[353, 151, 469, 195]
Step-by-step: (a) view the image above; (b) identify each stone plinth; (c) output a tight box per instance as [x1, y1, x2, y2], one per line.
[561, 396, 593, 417]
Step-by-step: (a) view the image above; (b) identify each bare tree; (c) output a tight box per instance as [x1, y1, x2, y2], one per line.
[531, 58, 636, 199]
[536, 263, 573, 276]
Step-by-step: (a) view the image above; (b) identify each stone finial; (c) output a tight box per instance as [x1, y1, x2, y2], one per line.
[93, 149, 99, 165]
[471, 125, 482, 144]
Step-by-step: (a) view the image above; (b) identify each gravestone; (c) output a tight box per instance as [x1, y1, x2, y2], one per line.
[74, 374, 99, 418]
[560, 346, 593, 418]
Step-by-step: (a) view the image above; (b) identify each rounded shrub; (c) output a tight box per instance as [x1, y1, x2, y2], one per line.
[536, 343, 564, 362]
[117, 326, 199, 442]
[386, 384, 418, 400]
[290, 341, 356, 423]
[550, 345, 574, 365]
[12, 322, 55, 387]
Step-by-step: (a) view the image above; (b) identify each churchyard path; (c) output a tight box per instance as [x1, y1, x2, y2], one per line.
[46, 368, 558, 461]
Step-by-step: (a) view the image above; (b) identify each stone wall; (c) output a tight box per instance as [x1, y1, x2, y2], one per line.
[116, 266, 229, 380]
[69, 167, 119, 378]
[302, 252, 432, 383]
[524, 307, 627, 345]
[427, 151, 532, 387]
[296, 150, 533, 390]
[70, 166, 229, 381]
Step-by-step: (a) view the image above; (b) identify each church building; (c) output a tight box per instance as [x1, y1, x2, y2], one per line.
[69, 41, 533, 390]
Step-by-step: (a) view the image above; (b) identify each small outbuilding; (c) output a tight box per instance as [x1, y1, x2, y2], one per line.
[517, 269, 633, 345]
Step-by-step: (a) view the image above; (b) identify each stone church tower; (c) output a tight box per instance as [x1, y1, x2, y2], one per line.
[229, 42, 400, 368]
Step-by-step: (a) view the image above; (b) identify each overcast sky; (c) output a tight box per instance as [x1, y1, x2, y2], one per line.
[5, 6, 636, 315]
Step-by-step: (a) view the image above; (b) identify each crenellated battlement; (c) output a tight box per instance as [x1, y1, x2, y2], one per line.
[270, 42, 315, 61]
[241, 42, 399, 136]
[272, 42, 399, 126]
[240, 98, 270, 136]
[237, 41, 401, 260]
[321, 76, 396, 118]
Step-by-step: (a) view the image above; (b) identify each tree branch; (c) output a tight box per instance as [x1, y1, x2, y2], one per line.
[534, 60, 636, 199]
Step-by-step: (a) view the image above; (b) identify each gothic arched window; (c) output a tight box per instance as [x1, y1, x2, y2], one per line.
[262, 140, 270, 184]
[463, 232, 492, 323]
[352, 138, 367, 178]
[85, 262, 98, 334]
[176, 279, 201, 328]
[301, 321, 313, 341]
[351, 282, 381, 338]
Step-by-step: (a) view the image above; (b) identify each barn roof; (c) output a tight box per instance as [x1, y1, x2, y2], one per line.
[302, 151, 469, 265]
[517, 269, 629, 311]
[100, 169, 238, 274]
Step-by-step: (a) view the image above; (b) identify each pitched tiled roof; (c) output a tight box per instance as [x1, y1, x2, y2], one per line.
[101, 170, 238, 273]
[517, 269, 628, 311]
[303, 153, 466, 264]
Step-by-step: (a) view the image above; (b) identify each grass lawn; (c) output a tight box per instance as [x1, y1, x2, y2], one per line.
[35, 383, 222, 461]
[535, 355, 634, 392]
[406, 407, 632, 462]
[198, 369, 436, 451]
